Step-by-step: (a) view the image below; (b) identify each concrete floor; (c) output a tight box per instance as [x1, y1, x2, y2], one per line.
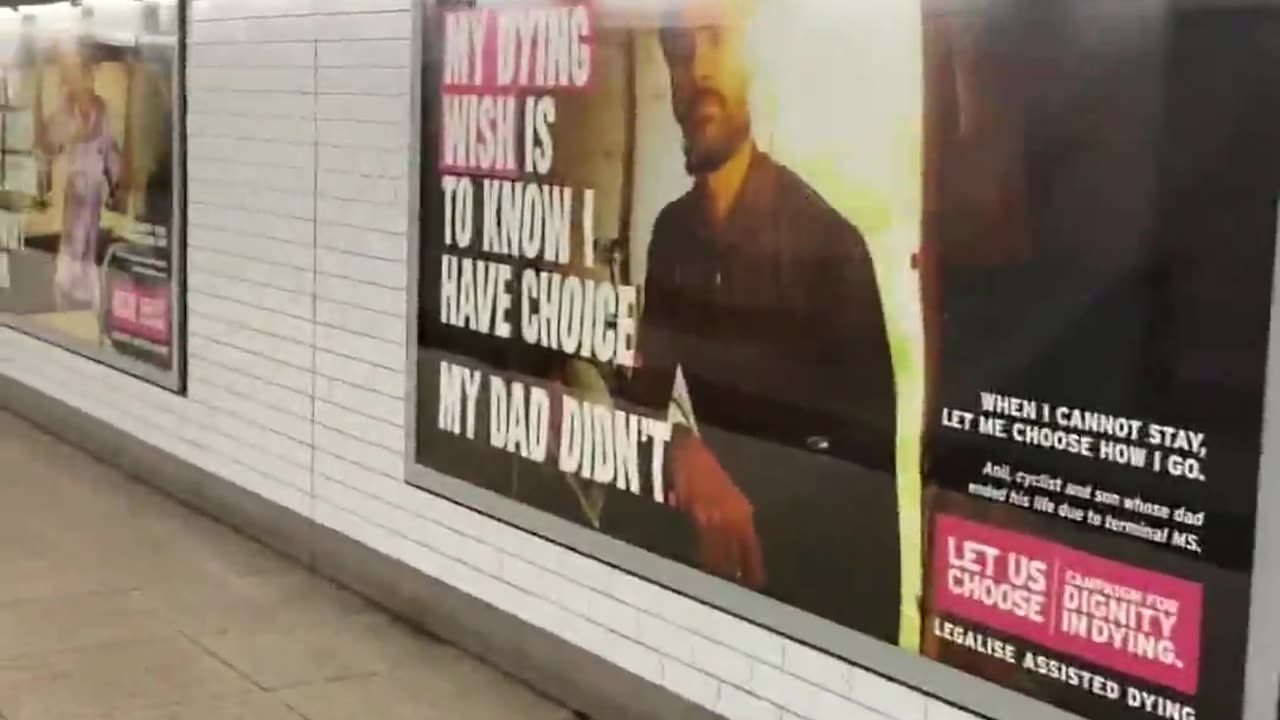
[0, 410, 575, 720]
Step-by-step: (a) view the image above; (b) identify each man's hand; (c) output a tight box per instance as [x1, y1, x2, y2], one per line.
[669, 432, 766, 588]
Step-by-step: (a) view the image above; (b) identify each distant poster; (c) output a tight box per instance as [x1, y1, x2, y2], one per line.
[412, 1, 1280, 719]
[0, 0, 184, 390]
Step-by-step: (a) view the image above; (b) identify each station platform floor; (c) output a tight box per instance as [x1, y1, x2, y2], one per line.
[0, 410, 575, 720]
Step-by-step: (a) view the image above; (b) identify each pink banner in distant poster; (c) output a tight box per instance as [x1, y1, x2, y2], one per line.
[931, 514, 1203, 694]
[109, 278, 171, 345]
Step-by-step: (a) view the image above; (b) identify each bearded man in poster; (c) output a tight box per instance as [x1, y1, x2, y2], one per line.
[628, 0, 902, 638]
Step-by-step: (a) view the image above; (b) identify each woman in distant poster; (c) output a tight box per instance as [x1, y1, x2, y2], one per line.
[34, 40, 126, 313]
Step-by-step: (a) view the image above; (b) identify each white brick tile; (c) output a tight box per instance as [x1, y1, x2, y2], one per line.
[398, 540, 468, 596]
[152, 434, 214, 470]
[189, 67, 316, 93]
[240, 15, 319, 43]
[315, 350, 405, 399]
[502, 556, 567, 602]
[751, 662, 821, 719]
[316, 476, 395, 526]
[190, 314, 314, 369]
[318, 120, 408, 151]
[189, 18, 250, 44]
[316, 501, 414, 563]
[406, 515, 504, 576]
[191, 382, 314, 446]
[190, 361, 313, 419]
[189, 227, 315, 271]
[927, 701, 982, 720]
[393, 532, 464, 580]
[316, 93, 411, 122]
[849, 668, 928, 720]
[318, 145, 408, 179]
[190, 41, 315, 68]
[192, 0, 314, 21]
[318, 40, 411, 68]
[315, 450, 378, 489]
[189, 272, 313, 320]
[317, 300, 405, 343]
[317, 197, 409, 236]
[191, 161, 316, 195]
[555, 602, 621, 654]
[506, 587, 569, 639]
[635, 611, 695, 664]
[612, 572, 785, 667]
[313, 501, 367, 546]
[610, 571, 689, 618]
[811, 691, 888, 720]
[314, 425, 403, 479]
[318, 171, 404, 206]
[599, 632, 664, 685]
[211, 455, 312, 515]
[317, 248, 406, 288]
[585, 591, 640, 638]
[315, 223, 405, 261]
[318, 67, 410, 95]
[189, 412, 312, 489]
[189, 204, 315, 245]
[662, 658, 721, 709]
[189, 291, 314, 344]
[315, 324, 404, 371]
[313, 476, 446, 550]
[314, 0, 410, 13]
[190, 90, 316, 118]
[478, 520, 556, 566]
[542, 574, 603, 621]
[188, 116, 317, 149]
[783, 641, 854, 698]
[316, 274, 406, 315]
[315, 375, 403, 424]
[189, 180, 315, 221]
[314, 12, 413, 41]
[699, 613, 786, 667]
[547, 548, 615, 595]
[717, 685, 782, 720]
[690, 633, 753, 687]
[408, 490, 502, 549]
[316, 400, 403, 452]
[447, 557, 524, 610]
[178, 404, 288, 470]
[443, 557, 510, 610]
[551, 610, 610, 658]
[189, 137, 315, 169]
[189, 249, 315, 295]
[190, 336, 314, 393]
[367, 476, 451, 529]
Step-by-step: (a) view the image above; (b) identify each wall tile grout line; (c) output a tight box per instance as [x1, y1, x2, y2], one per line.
[308, 14, 322, 541]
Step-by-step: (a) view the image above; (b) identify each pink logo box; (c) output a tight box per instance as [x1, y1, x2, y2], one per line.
[931, 513, 1202, 694]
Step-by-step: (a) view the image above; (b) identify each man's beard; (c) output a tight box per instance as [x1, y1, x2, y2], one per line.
[678, 90, 750, 174]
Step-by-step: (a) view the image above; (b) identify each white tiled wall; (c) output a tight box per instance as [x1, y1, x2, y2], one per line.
[0, 2, 981, 720]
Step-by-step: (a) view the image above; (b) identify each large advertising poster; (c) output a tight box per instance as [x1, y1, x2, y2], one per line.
[413, 1, 1280, 718]
[0, 0, 184, 390]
